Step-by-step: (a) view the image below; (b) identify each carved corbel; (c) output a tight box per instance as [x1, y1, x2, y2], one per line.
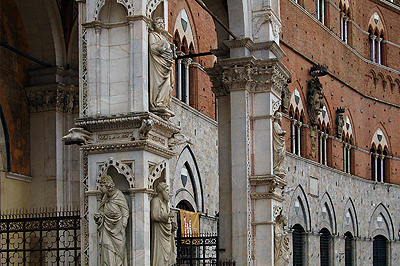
[139, 118, 154, 140]
[62, 128, 93, 145]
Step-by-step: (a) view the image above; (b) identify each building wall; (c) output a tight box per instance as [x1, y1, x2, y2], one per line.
[285, 154, 400, 264]
[281, 0, 400, 185]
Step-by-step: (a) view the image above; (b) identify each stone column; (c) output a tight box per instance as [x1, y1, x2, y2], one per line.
[207, 39, 290, 265]
[371, 35, 377, 63]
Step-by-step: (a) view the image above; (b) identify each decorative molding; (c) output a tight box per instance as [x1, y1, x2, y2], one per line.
[93, 0, 134, 20]
[25, 84, 78, 114]
[252, 9, 282, 41]
[6, 172, 32, 183]
[97, 157, 135, 188]
[148, 161, 167, 189]
[76, 112, 179, 136]
[80, 140, 176, 158]
[97, 132, 134, 141]
[206, 58, 290, 98]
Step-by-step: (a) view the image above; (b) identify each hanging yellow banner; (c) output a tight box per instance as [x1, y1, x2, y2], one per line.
[180, 209, 200, 237]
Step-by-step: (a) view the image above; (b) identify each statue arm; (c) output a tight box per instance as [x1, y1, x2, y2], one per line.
[151, 198, 170, 223]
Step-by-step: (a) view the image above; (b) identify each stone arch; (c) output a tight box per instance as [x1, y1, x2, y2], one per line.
[343, 109, 356, 144]
[289, 88, 305, 120]
[289, 185, 311, 231]
[318, 192, 337, 235]
[0, 105, 10, 172]
[342, 198, 359, 237]
[368, 203, 394, 240]
[97, 157, 135, 190]
[173, 8, 196, 54]
[94, 0, 133, 20]
[171, 145, 204, 212]
[14, 0, 63, 67]
[367, 9, 387, 39]
[371, 126, 390, 154]
[97, 0, 129, 22]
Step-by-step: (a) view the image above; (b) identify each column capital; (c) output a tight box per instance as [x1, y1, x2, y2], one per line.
[206, 57, 290, 97]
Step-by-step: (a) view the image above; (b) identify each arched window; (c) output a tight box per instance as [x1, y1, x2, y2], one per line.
[318, 124, 329, 165]
[368, 13, 385, 65]
[344, 231, 354, 266]
[320, 228, 332, 266]
[343, 136, 353, 173]
[289, 110, 303, 156]
[292, 224, 305, 266]
[370, 147, 387, 182]
[373, 235, 388, 266]
[340, 4, 350, 44]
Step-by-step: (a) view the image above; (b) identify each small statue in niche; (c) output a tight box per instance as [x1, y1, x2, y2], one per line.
[336, 108, 345, 138]
[149, 17, 176, 115]
[273, 112, 287, 178]
[281, 78, 292, 114]
[274, 207, 290, 266]
[150, 182, 177, 266]
[307, 77, 324, 126]
[94, 175, 129, 266]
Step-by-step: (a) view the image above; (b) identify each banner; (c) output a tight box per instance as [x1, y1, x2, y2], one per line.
[180, 209, 200, 237]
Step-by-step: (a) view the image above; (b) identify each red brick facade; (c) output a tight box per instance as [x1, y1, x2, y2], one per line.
[280, 0, 400, 184]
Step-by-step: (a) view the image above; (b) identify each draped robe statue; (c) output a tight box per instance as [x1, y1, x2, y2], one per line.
[94, 175, 129, 266]
[150, 182, 177, 266]
[273, 112, 287, 178]
[149, 17, 175, 113]
[274, 212, 290, 266]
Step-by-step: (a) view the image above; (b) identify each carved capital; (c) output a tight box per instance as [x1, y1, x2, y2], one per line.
[25, 83, 78, 114]
[206, 58, 289, 97]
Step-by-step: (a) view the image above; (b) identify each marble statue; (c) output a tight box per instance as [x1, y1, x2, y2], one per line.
[94, 175, 129, 266]
[62, 127, 93, 145]
[273, 112, 287, 178]
[149, 17, 176, 114]
[274, 208, 290, 266]
[150, 182, 177, 266]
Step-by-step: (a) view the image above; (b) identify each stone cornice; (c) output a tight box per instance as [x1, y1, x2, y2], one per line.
[25, 83, 78, 114]
[223, 39, 286, 60]
[80, 139, 176, 158]
[206, 57, 290, 97]
[83, 15, 151, 29]
[75, 112, 180, 136]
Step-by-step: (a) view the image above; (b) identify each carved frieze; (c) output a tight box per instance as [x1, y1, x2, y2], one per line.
[306, 77, 324, 126]
[26, 84, 78, 113]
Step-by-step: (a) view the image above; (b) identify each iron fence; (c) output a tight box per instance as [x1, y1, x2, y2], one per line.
[175, 234, 235, 266]
[0, 210, 81, 265]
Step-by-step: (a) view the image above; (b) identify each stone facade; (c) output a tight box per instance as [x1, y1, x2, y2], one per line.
[285, 154, 400, 265]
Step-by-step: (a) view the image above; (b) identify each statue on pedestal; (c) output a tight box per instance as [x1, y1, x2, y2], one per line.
[274, 207, 289, 266]
[150, 182, 177, 266]
[94, 175, 129, 266]
[273, 112, 287, 178]
[149, 17, 176, 116]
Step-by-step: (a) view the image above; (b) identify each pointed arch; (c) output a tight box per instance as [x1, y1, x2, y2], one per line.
[289, 185, 311, 231]
[97, 157, 135, 189]
[342, 198, 359, 237]
[371, 125, 390, 154]
[343, 108, 356, 144]
[289, 87, 305, 119]
[369, 203, 394, 240]
[171, 145, 204, 212]
[318, 192, 337, 235]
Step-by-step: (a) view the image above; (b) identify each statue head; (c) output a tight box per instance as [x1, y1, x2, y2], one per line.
[156, 182, 170, 202]
[152, 17, 165, 33]
[98, 174, 115, 194]
[274, 112, 283, 125]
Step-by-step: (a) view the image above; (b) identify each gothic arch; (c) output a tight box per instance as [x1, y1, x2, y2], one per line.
[366, 8, 387, 39]
[97, 157, 135, 190]
[289, 185, 311, 231]
[342, 198, 359, 237]
[370, 124, 390, 154]
[171, 145, 204, 212]
[318, 192, 337, 235]
[368, 203, 394, 240]
[343, 108, 356, 144]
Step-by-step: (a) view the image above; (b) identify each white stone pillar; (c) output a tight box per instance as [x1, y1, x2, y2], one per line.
[129, 21, 135, 112]
[95, 26, 101, 116]
[176, 59, 182, 100]
[379, 155, 385, 182]
[377, 38, 382, 64]
[340, 13, 344, 41]
[373, 153, 378, 181]
[297, 122, 302, 156]
[344, 18, 349, 43]
[183, 58, 191, 104]
[347, 145, 351, 173]
[371, 35, 377, 63]
[323, 134, 327, 165]
[291, 120, 296, 153]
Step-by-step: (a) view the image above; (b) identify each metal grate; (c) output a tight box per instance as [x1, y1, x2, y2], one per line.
[0, 210, 81, 265]
[344, 232, 354, 266]
[320, 228, 331, 266]
[175, 234, 218, 265]
[292, 224, 305, 266]
[373, 235, 387, 266]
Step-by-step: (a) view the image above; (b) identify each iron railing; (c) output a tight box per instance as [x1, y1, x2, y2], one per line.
[0, 209, 81, 265]
[175, 233, 218, 266]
